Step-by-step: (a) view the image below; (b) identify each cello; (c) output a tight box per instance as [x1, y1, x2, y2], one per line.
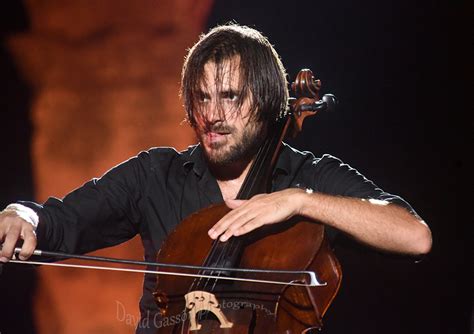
[152, 68, 342, 333]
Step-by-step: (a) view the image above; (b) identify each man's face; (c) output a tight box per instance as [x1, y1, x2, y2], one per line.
[193, 58, 263, 166]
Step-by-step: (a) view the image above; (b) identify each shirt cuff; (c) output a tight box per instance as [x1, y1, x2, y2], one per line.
[2, 203, 39, 231]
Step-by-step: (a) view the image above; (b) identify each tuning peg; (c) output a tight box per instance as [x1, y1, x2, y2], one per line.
[322, 94, 337, 113]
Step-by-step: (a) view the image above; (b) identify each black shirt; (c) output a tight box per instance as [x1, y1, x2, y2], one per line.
[25, 143, 415, 331]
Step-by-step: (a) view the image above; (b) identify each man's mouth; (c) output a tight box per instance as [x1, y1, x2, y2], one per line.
[209, 130, 230, 135]
[206, 131, 229, 142]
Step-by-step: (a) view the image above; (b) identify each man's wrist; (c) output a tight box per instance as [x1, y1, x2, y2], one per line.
[1, 203, 39, 231]
[294, 187, 315, 217]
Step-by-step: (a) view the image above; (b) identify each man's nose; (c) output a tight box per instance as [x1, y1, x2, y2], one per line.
[202, 102, 224, 124]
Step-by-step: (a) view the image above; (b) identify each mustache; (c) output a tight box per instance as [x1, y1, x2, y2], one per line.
[205, 123, 234, 133]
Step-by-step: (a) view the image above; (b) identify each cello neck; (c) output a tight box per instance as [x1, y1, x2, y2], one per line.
[236, 115, 290, 200]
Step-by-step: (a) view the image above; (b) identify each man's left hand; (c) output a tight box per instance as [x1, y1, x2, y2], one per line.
[208, 188, 306, 242]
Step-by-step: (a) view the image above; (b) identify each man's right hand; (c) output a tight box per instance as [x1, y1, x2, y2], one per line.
[0, 204, 38, 263]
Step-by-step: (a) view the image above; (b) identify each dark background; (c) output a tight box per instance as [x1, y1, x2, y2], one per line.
[0, 0, 470, 333]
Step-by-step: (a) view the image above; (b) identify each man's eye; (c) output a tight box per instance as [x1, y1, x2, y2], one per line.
[198, 93, 210, 103]
[223, 91, 238, 102]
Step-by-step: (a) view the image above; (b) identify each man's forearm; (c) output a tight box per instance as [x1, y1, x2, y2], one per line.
[298, 192, 432, 255]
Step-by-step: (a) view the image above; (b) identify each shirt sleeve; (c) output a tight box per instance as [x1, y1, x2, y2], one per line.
[21, 151, 152, 255]
[312, 154, 418, 216]
[309, 154, 421, 245]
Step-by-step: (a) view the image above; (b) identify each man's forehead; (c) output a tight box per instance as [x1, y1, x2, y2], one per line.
[199, 57, 242, 90]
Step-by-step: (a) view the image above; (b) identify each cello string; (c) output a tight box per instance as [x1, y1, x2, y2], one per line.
[183, 120, 286, 325]
[198, 134, 278, 324]
[203, 133, 277, 294]
[206, 136, 272, 267]
[193, 137, 272, 292]
[207, 133, 275, 290]
[188, 234, 235, 292]
[188, 140, 271, 291]
[196, 234, 255, 324]
[195, 241, 235, 324]
[187, 238, 220, 292]
[197, 236, 240, 293]
[208, 238, 240, 293]
[206, 236, 241, 292]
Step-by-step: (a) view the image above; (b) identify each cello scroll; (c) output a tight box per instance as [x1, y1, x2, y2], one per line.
[289, 69, 337, 136]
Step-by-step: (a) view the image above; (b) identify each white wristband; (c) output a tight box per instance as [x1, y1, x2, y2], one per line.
[1, 203, 39, 231]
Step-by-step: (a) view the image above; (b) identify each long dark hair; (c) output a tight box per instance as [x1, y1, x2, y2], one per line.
[181, 23, 288, 127]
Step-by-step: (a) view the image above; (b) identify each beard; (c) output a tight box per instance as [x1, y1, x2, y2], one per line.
[201, 121, 264, 167]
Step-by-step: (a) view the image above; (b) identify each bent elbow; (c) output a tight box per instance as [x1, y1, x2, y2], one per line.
[413, 222, 432, 255]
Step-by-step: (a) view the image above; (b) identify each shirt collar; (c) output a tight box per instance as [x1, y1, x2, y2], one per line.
[273, 142, 292, 176]
[182, 144, 206, 178]
[182, 144, 223, 203]
[182, 142, 293, 178]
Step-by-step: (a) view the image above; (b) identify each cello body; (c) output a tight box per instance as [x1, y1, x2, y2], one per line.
[153, 204, 341, 333]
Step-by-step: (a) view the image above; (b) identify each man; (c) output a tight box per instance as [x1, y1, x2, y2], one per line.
[0, 24, 431, 332]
